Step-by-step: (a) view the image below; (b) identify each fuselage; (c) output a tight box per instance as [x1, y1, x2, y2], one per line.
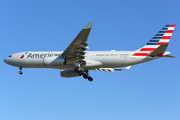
[4, 51, 158, 70]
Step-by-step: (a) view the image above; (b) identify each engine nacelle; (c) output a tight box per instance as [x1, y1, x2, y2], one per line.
[44, 56, 65, 66]
[60, 70, 80, 78]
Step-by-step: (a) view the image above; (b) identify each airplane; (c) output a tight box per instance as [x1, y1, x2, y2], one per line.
[4, 22, 176, 82]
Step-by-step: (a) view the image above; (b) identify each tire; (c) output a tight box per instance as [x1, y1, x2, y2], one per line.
[83, 74, 88, 79]
[88, 77, 93, 82]
[79, 70, 84, 75]
[74, 67, 80, 73]
[19, 71, 23, 75]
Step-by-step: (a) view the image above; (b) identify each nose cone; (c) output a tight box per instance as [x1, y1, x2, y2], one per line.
[4, 57, 10, 64]
[4, 57, 16, 66]
[4, 58, 7, 63]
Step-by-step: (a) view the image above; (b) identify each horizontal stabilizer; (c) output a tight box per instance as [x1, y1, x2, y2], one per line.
[163, 55, 175, 58]
[150, 43, 168, 57]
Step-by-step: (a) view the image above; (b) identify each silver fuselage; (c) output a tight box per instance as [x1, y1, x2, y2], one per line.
[4, 51, 161, 70]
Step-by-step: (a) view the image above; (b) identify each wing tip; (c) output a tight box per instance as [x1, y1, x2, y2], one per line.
[85, 22, 93, 29]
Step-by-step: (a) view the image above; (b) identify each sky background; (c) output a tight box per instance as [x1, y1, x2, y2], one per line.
[1, 0, 180, 120]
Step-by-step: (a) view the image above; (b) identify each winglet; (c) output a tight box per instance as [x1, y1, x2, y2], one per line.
[85, 22, 93, 29]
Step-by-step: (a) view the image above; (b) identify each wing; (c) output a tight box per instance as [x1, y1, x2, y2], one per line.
[61, 22, 93, 64]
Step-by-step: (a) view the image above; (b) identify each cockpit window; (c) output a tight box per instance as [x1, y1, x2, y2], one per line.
[8, 55, 12, 57]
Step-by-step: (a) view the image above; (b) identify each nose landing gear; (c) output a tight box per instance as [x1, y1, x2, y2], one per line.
[19, 67, 23, 75]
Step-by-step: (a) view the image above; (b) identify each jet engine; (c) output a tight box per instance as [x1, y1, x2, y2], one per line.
[44, 56, 65, 66]
[60, 70, 80, 78]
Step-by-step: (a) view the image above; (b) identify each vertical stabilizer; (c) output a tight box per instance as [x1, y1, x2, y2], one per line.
[133, 25, 176, 56]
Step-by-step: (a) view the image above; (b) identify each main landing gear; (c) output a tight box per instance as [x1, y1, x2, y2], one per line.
[19, 67, 23, 75]
[74, 67, 93, 82]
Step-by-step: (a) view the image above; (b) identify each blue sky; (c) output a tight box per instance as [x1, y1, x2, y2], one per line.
[1, 0, 180, 120]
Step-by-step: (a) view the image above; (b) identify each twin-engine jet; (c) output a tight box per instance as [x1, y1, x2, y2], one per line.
[4, 22, 175, 82]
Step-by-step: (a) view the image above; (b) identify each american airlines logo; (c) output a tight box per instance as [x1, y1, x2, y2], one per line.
[20, 52, 29, 59]
[27, 53, 61, 58]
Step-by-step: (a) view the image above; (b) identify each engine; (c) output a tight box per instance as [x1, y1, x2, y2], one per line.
[60, 70, 80, 78]
[44, 56, 65, 66]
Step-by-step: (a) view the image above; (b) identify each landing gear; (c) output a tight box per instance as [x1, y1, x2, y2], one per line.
[79, 70, 85, 75]
[83, 74, 88, 79]
[19, 67, 23, 75]
[74, 66, 80, 73]
[88, 77, 93, 82]
[74, 67, 93, 82]
[84, 70, 93, 82]
[83, 72, 93, 82]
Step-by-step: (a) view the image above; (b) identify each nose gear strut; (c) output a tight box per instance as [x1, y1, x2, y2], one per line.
[19, 67, 23, 75]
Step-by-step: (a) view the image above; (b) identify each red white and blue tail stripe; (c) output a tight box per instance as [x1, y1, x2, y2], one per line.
[133, 25, 176, 56]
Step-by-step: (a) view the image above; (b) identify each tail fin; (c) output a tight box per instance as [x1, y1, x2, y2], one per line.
[133, 25, 176, 56]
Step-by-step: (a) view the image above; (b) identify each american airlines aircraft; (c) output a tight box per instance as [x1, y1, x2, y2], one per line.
[4, 22, 175, 82]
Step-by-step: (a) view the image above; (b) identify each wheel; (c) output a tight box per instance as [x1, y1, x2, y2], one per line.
[19, 71, 23, 75]
[74, 67, 79, 73]
[83, 74, 88, 79]
[88, 77, 93, 82]
[79, 70, 84, 75]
